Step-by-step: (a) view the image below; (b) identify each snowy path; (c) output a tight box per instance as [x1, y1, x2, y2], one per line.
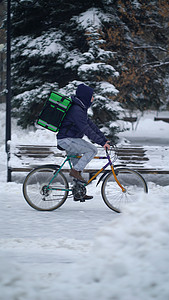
[0, 181, 116, 265]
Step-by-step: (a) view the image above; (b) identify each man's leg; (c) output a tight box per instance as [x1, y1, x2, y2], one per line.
[71, 139, 97, 171]
[57, 138, 96, 199]
[57, 138, 97, 171]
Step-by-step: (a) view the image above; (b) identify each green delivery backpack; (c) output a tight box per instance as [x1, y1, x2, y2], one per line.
[37, 91, 72, 133]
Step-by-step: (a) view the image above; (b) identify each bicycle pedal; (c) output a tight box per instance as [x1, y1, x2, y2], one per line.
[73, 179, 78, 183]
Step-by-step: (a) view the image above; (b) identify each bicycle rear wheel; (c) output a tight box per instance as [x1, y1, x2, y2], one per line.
[101, 168, 148, 213]
[23, 166, 69, 211]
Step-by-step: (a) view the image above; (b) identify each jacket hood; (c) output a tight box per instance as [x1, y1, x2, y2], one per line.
[71, 95, 86, 109]
[75, 84, 94, 108]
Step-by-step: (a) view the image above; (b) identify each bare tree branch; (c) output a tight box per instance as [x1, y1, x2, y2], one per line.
[143, 61, 169, 72]
[133, 46, 168, 52]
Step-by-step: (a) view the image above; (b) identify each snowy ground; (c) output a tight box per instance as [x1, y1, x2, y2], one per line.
[118, 110, 169, 146]
[0, 103, 169, 300]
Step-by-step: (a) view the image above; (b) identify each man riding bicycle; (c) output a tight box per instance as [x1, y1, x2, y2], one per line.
[57, 83, 110, 200]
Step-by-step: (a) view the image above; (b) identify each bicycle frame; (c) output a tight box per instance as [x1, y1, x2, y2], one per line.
[47, 149, 126, 192]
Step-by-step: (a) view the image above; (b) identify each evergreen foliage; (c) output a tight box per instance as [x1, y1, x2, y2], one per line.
[11, 0, 169, 141]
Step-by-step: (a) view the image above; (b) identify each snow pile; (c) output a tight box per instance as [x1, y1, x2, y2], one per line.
[0, 258, 41, 300]
[87, 194, 169, 300]
[1, 192, 169, 299]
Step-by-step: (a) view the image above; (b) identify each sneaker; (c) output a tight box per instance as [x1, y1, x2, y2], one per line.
[70, 168, 87, 183]
[74, 195, 93, 202]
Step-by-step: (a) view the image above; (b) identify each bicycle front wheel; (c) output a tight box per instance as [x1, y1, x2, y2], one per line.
[23, 166, 69, 211]
[101, 168, 148, 213]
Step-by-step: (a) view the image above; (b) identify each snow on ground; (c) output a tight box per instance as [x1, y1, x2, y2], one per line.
[0, 103, 169, 300]
[118, 110, 169, 146]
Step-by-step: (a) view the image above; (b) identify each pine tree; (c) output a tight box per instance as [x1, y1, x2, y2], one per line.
[11, 0, 169, 141]
[11, 0, 121, 142]
[58, 8, 122, 139]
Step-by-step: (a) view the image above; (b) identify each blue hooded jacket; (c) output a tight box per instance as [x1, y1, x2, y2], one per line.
[57, 84, 107, 146]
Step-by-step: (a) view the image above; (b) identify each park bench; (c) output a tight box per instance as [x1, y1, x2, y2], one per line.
[7, 142, 169, 182]
[154, 117, 169, 123]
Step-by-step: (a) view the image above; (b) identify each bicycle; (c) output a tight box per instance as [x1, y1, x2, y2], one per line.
[23, 146, 148, 213]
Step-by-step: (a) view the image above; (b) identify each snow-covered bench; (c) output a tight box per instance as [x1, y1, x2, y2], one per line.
[7, 143, 169, 181]
[154, 117, 169, 123]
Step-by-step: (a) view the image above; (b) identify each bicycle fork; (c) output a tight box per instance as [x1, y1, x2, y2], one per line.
[110, 164, 126, 192]
[107, 152, 126, 193]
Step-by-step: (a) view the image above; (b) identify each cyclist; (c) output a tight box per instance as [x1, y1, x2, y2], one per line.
[57, 83, 110, 200]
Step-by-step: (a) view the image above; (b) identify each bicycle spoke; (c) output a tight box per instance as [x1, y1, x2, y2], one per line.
[23, 167, 69, 211]
[101, 168, 148, 213]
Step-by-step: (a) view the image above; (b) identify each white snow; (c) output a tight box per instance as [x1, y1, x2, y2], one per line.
[78, 63, 119, 76]
[97, 81, 119, 95]
[20, 32, 65, 57]
[1, 102, 169, 300]
[73, 8, 111, 30]
[119, 110, 169, 146]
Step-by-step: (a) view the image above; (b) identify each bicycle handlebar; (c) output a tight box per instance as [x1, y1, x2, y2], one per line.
[105, 144, 117, 157]
[105, 147, 109, 155]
